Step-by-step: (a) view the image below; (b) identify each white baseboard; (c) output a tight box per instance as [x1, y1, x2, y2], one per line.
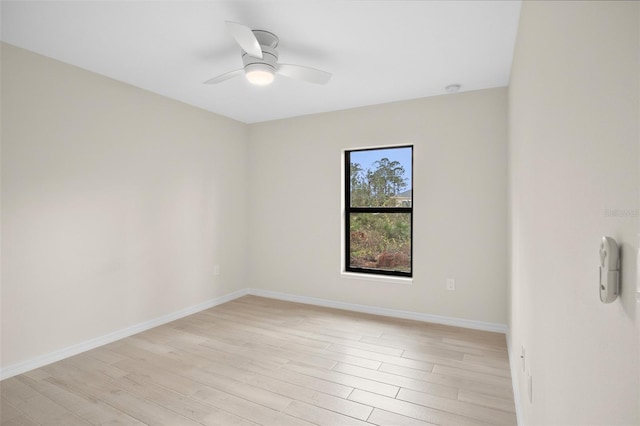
[247, 288, 508, 334]
[506, 331, 523, 425]
[1, 287, 509, 381]
[0, 288, 249, 380]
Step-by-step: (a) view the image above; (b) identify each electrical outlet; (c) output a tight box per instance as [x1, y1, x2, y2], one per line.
[446, 278, 456, 291]
[213, 265, 220, 276]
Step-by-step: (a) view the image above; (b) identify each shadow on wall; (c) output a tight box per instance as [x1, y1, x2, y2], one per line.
[620, 241, 638, 321]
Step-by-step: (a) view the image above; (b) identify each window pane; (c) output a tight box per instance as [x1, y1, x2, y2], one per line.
[349, 212, 411, 273]
[350, 147, 412, 207]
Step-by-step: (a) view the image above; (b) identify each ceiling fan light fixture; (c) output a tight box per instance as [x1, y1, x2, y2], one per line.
[204, 22, 331, 87]
[245, 63, 275, 86]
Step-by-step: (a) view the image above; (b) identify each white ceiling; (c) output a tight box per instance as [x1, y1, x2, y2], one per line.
[1, 1, 522, 123]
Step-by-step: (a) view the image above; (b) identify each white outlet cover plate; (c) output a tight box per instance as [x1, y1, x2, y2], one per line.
[446, 279, 456, 290]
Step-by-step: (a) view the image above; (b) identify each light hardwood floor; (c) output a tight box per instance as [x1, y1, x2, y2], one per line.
[0, 295, 516, 425]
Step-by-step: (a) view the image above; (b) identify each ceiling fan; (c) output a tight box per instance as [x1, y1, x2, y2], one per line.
[204, 21, 332, 86]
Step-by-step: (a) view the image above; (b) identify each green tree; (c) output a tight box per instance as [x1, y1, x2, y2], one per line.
[366, 158, 407, 206]
[350, 162, 370, 206]
[350, 158, 408, 206]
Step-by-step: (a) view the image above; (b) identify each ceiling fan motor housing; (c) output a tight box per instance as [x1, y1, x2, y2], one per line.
[242, 30, 279, 73]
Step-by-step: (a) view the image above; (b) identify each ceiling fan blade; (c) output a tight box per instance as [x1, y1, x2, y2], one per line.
[277, 64, 332, 85]
[203, 69, 244, 84]
[225, 21, 263, 59]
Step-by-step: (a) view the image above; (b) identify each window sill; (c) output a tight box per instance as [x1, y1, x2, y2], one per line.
[340, 271, 413, 285]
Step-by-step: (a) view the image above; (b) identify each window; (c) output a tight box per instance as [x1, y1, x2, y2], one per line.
[345, 146, 413, 277]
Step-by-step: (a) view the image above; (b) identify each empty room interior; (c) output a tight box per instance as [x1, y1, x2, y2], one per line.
[1, 1, 639, 425]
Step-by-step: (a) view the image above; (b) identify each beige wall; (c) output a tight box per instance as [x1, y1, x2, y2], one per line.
[248, 89, 509, 325]
[1, 43, 249, 368]
[509, 1, 639, 424]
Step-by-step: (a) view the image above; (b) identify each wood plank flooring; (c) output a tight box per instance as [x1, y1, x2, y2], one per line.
[0, 295, 516, 425]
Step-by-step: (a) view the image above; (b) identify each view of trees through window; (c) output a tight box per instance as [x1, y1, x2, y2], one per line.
[346, 146, 412, 276]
